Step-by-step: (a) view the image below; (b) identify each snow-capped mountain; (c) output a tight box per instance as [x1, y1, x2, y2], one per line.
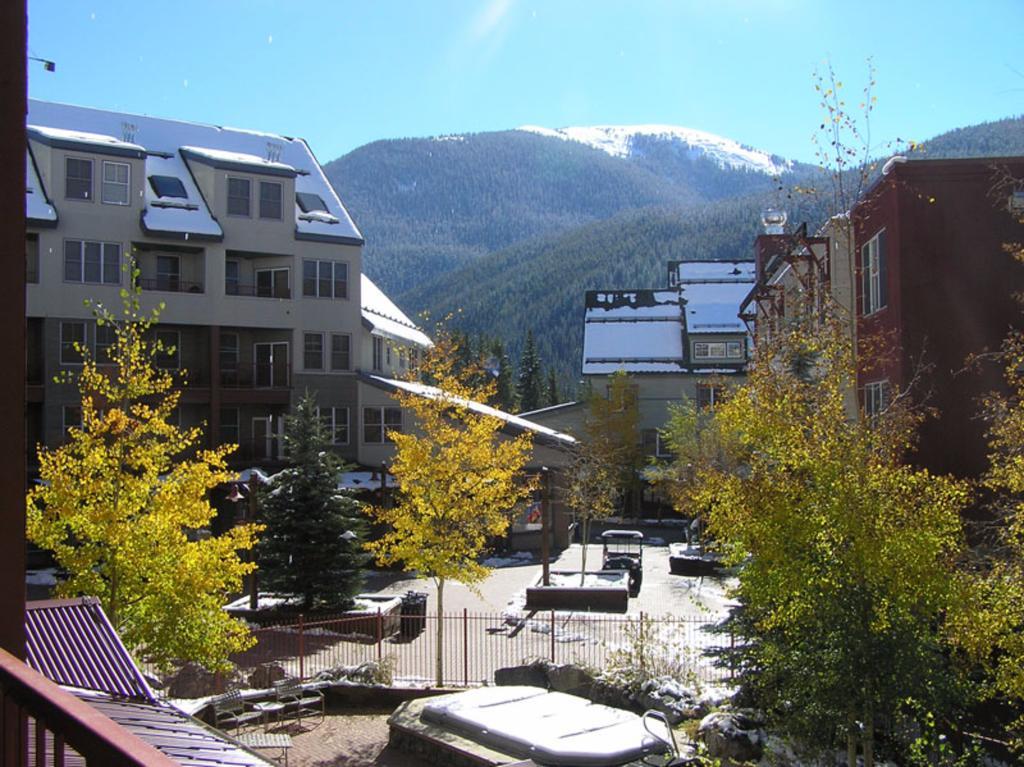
[518, 124, 790, 176]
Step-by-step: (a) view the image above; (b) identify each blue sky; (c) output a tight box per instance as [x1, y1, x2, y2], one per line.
[27, 1, 1024, 164]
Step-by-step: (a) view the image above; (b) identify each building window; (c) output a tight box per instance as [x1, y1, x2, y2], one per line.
[62, 405, 83, 436]
[642, 429, 671, 458]
[693, 341, 744, 360]
[220, 407, 240, 445]
[372, 337, 383, 372]
[225, 260, 240, 295]
[155, 330, 180, 369]
[330, 333, 351, 371]
[227, 177, 251, 216]
[60, 321, 87, 365]
[302, 259, 347, 299]
[156, 255, 180, 292]
[864, 380, 891, 418]
[96, 324, 117, 364]
[65, 157, 93, 200]
[861, 230, 887, 316]
[304, 333, 324, 370]
[363, 407, 402, 444]
[64, 240, 120, 284]
[696, 383, 724, 411]
[219, 332, 240, 383]
[101, 161, 130, 205]
[320, 406, 350, 445]
[149, 175, 187, 199]
[26, 235, 39, 284]
[259, 181, 282, 219]
[296, 192, 328, 213]
[256, 267, 289, 298]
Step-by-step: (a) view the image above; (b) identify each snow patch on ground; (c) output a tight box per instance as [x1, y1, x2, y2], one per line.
[482, 551, 535, 568]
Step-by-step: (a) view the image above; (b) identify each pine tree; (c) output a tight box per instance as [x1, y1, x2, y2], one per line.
[257, 392, 368, 611]
[545, 368, 560, 407]
[492, 340, 518, 412]
[517, 329, 542, 412]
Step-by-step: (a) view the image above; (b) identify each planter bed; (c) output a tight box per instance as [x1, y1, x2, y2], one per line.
[524, 571, 629, 613]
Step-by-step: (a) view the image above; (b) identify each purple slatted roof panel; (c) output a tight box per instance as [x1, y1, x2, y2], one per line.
[25, 597, 156, 702]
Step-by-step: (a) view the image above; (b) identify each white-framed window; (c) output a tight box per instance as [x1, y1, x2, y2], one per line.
[101, 161, 130, 205]
[692, 341, 744, 360]
[861, 229, 887, 316]
[64, 240, 121, 285]
[62, 405, 83, 436]
[60, 321, 87, 365]
[256, 267, 289, 298]
[259, 181, 282, 219]
[330, 333, 351, 371]
[696, 382, 724, 411]
[303, 332, 324, 370]
[864, 380, 891, 418]
[641, 429, 671, 458]
[227, 176, 251, 216]
[319, 406, 350, 445]
[302, 259, 348, 299]
[363, 407, 402, 444]
[155, 329, 180, 370]
[96, 323, 117, 364]
[372, 337, 383, 371]
[398, 348, 407, 370]
[65, 157, 93, 200]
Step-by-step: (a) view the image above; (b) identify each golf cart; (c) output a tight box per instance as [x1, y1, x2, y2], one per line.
[601, 529, 643, 596]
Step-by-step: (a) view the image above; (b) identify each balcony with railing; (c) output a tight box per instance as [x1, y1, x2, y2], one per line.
[132, 245, 205, 296]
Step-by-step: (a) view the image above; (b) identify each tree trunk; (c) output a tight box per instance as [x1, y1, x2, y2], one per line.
[846, 711, 857, 767]
[863, 699, 874, 767]
[435, 577, 445, 688]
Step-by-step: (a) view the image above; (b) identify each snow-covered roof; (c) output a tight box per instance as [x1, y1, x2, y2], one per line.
[361, 374, 576, 447]
[518, 124, 791, 176]
[25, 148, 56, 224]
[678, 262, 755, 335]
[361, 274, 433, 348]
[582, 290, 685, 374]
[26, 100, 363, 244]
[141, 153, 223, 240]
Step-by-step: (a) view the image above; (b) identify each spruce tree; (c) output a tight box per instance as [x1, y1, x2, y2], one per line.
[258, 392, 368, 611]
[517, 329, 542, 412]
[545, 368, 560, 407]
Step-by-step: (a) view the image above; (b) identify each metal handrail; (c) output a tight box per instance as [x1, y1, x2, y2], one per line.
[0, 647, 178, 766]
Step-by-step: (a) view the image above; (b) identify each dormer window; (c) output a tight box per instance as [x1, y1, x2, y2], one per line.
[227, 177, 251, 216]
[149, 175, 187, 199]
[259, 181, 282, 219]
[296, 192, 328, 213]
[65, 157, 92, 201]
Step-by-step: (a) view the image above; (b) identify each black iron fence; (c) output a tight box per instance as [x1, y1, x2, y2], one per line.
[222, 610, 732, 689]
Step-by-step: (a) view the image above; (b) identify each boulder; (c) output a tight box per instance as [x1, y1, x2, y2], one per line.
[698, 709, 766, 765]
[166, 662, 237, 699]
[546, 664, 595, 696]
[494, 662, 549, 688]
[247, 662, 287, 689]
[636, 677, 705, 724]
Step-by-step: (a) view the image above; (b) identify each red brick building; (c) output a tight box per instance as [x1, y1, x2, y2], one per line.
[854, 157, 1024, 478]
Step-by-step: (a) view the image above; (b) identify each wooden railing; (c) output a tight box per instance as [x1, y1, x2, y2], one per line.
[0, 648, 177, 766]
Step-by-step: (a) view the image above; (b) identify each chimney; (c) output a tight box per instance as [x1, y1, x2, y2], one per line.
[754, 209, 789, 280]
[761, 208, 787, 235]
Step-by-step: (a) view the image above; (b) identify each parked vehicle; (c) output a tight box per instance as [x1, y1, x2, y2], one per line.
[600, 529, 644, 596]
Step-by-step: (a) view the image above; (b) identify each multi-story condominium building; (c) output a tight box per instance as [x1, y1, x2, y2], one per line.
[23, 101, 464, 476]
[742, 158, 1024, 480]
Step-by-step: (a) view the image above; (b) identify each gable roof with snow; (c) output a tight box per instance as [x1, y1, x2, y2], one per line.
[360, 374, 576, 449]
[26, 100, 362, 245]
[582, 289, 685, 374]
[361, 274, 433, 348]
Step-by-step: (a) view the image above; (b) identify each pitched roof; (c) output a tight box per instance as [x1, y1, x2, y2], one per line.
[582, 289, 685, 374]
[26, 99, 363, 245]
[360, 274, 433, 348]
[26, 597, 156, 702]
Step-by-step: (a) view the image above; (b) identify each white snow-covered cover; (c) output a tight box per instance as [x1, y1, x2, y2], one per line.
[27, 124, 145, 153]
[26, 100, 363, 243]
[583, 321, 682, 363]
[366, 375, 576, 445]
[179, 145, 296, 173]
[676, 260, 756, 284]
[142, 153, 223, 238]
[583, 290, 685, 374]
[25, 149, 56, 222]
[518, 124, 790, 176]
[421, 686, 669, 766]
[361, 274, 433, 348]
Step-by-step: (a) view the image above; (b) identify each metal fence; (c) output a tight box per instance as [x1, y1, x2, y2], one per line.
[224, 610, 733, 689]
